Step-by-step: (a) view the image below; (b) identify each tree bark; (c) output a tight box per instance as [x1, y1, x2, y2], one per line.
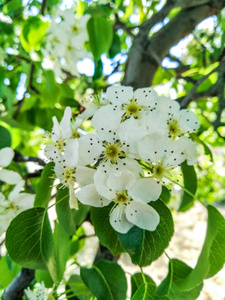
[123, 0, 225, 89]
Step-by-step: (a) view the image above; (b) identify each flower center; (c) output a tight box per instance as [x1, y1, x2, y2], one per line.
[168, 119, 181, 140]
[66, 44, 73, 52]
[57, 139, 66, 152]
[124, 98, 142, 119]
[72, 24, 80, 34]
[152, 164, 165, 179]
[115, 192, 129, 203]
[103, 142, 125, 164]
[71, 129, 79, 139]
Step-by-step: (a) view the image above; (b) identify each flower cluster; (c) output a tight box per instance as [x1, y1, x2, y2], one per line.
[44, 86, 199, 233]
[42, 9, 89, 80]
[0, 147, 35, 234]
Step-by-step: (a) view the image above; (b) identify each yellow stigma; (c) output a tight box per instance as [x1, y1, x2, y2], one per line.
[168, 119, 181, 140]
[124, 98, 143, 119]
[64, 169, 76, 186]
[71, 24, 79, 34]
[152, 164, 166, 179]
[103, 142, 125, 164]
[115, 192, 129, 203]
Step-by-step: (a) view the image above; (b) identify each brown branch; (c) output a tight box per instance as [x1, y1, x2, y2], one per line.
[13, 150, 46, 167]
[123, 0, 225, 88]
[2, 268, 35, 300]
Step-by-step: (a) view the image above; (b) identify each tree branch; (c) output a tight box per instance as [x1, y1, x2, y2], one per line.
[13, 150, 46, 167]
[2, 268, 35, 300]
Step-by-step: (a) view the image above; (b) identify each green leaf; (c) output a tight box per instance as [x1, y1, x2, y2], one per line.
[91, 203, 124, 256]
[87, 17, 113, 60]
[108, 32, 121, 58]
[41, 70, 62, 108]
[176, 206, 225, 290]
[81, 260, 127, 300]
[34, 162, 55, 208]
[160, 186, 171, 204]
[93, 59, 103, 80]
[54, 222, 70, 282]
[117, 200, 174, 267]
[160, 259, 203, 300]
[6, 208, 57, 282]
[20, 16, 49, 53]
[0, 256, 21, 288]
[178, 161, 197, 212]
[132, 283, 170, 300]
[35, 269, 53, 288]
[0, 125, 11, 149]
[56, 187, 90, 235]
[131, 273, 156, 296]
[190, 133, 213, 162]
[66, 274, 95, 300]
[156, 260, 173, 296]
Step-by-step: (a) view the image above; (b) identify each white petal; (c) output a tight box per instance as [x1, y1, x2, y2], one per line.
[178, 109, 200, 133]
[109, 205, 133, 233]
[8, 180, 25, 200]
[76, 184, 111, 207]
[175, 137, 197, 165]
[138, 133, 168, 163]
[0, 147, 14, 167]
[106, 86, 133, 105]
[92, 105, 123, 134]
[126, 201, 160, 231]
[163, 139, 186, 168]
[0, 169, 22, 185]
[119, 118, 147, 158]
[13, 193, 35, 210]
[141, 110, 168, 134]
[78, 134, 103, 165]
[75, 166, 95, 186]
[134, 87, 159, 107]
[69, 183, 78, 210]
[44, 144, 60, 162]
[128, 178, 162, 203]
[107, 170, 136, 192]
[64, 139, 79, 168]
[60, 106, 72, 139]
[52, 116, 61, 142]
[157, 96, 180, 119]
[115, 158, 144, 178]
[94, 168, 115, 200]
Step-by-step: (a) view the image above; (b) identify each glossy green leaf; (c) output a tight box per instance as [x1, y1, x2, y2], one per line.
[34, 162, 55, 208]
[20, 16, 49, 52]
[177, 205, 225, 290]
[108, 32, 121, 58]
[54, 222, 70, 282]
[87, 17, 113, 60]
[0, 125, 11, 149]
[81, 260, 127, 300]
[160, 186, 171, 204]
[117, 200, 174, 267]
[131, 273, 156, 296]
[56, 187, 89, 235]
[132, 283, 170, 300]
[6, 208, 57, 282]
[91, 203, 124, 256]
[35, 269, 53, 288]
[159, 259, 203, 299]
[93, 59, 103, 80]
[66, 274, 96, 300]
[178, 161, 197, 212]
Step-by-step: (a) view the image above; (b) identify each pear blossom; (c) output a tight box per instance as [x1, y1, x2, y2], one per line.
[138, 132, 186, 183]
[44, 107, 72, 162]
[0, 180, 35, 234]
[91, 86, 159, 137]
[156, 96, 199, 139]
[0, 147, 22, 185]
[76, 170, 161, 233]
[24, 282, 46, 300]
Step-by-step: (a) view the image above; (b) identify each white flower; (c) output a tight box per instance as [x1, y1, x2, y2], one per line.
[0, 147, 22, 185]
[138, 132, 186, 183]
[91, 86, 159, 137]
[0, 180, 35, 234]
[24, 282, 46, 300]
[76, 170, 161, 233]
[44, 107, 72, 162]
[157, 96, 199, 139]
